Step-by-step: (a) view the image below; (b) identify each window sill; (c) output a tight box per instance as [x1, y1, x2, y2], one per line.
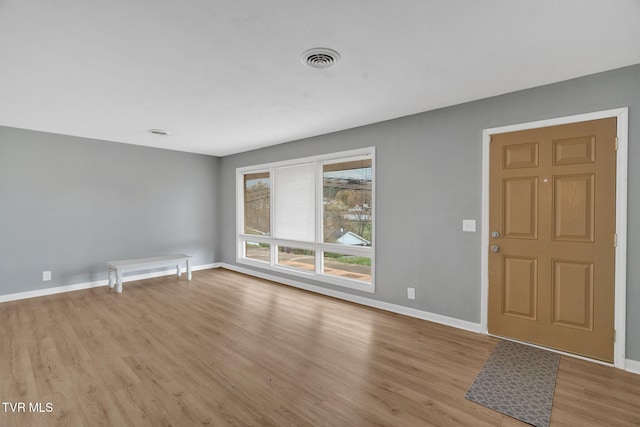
[237, 257, 375, 293]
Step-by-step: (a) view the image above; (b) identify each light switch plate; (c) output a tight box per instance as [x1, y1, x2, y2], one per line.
[43, 271, 52, 281]
[462, 219, 476, 232]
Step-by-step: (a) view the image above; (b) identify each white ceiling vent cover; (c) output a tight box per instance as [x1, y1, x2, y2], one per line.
[301, 48, 341, 69]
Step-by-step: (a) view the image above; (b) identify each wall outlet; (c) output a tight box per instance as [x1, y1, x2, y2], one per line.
[407, 287, 415, 300]
[43, 271, 51, 281]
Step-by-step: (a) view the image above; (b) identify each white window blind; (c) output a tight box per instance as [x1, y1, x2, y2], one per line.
[273, 163, 315, 242]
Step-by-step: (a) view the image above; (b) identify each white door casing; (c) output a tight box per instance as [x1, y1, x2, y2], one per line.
[480, 108, 628, 369]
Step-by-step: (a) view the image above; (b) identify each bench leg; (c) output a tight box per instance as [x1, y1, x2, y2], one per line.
[187, 259, 192, 280]
[116, 270, 123, 294]
[108, 268, 115, 288]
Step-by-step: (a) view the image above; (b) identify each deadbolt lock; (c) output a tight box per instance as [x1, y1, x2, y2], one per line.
[491, 231, 500, 238]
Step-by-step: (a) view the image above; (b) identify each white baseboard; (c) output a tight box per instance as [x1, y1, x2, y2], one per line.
[0, 279, 107, 303]
[626, 359, 640, 375]
[0, 263, 218, 304]
[216, 262, 482, 333]
[191, 263, 220, 271]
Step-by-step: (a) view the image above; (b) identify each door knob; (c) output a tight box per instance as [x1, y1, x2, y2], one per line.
[490, 245, 500, 252]
[491, 231, 500, 238]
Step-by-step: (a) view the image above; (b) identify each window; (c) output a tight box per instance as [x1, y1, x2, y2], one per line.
[276, 247, 315, 272]
[323, 251, 372, 283]
[244, 242, 270, 263]
[244, 172, 270, 236]
[237, 147, 375, 292]
[323, 159, 372, 245]
[273, 164, 315, 242]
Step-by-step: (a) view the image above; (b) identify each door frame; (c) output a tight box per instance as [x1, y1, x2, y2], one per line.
[480, 108, 629, 369]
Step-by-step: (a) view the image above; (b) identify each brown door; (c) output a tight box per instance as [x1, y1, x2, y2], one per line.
[488, 118, 616, 362]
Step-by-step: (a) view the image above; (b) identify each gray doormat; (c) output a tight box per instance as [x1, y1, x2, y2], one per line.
[465, 340, 560, 427]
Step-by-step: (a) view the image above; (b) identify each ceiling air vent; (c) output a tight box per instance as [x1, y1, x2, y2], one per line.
[301, 48, 341, 69]
[148, 129, 169, 136]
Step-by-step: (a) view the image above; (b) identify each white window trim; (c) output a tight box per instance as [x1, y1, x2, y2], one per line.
[237, 147, 375, 293]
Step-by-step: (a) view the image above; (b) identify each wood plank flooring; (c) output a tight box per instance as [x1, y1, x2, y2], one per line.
[1, 268, 639, 426]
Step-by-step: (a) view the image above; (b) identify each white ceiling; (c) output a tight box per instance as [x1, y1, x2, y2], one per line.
[1, 1, 639, 156]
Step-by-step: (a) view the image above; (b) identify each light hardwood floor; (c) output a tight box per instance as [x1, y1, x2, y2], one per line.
[1, 268, 639, 426]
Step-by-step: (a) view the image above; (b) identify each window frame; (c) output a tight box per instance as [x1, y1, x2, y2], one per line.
[236, 147, 375, 293]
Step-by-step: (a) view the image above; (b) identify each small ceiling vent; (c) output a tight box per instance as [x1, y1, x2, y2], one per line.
[148, 129, 169, 136]
[301, 48, 340, 69]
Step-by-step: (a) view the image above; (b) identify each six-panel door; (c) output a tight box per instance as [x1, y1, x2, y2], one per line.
[488, 118, 616, 362]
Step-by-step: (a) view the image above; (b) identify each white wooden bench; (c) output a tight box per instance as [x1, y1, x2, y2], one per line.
[107, 254, 192, 293]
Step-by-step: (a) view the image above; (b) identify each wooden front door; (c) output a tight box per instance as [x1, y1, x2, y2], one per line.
[488, 118, 617, 362]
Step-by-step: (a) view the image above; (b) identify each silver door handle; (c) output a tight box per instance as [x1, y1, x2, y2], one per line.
[490, 245, 500, 252]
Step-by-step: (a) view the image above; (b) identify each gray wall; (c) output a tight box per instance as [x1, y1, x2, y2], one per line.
[0, 127, 219, 294]
[218, 64, 640, 360]
[1, 64, 638, 360]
